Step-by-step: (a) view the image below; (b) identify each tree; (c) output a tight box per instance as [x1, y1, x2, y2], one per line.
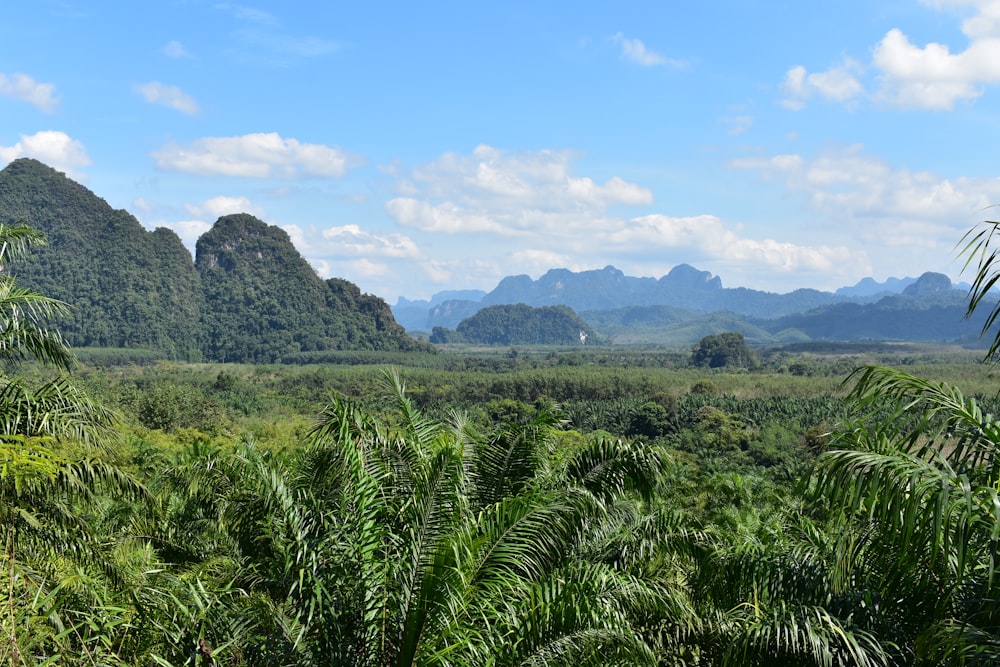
[803, 365, 1000, 663]
[148, 370, 678, 666]
[691, 332, 758, 369]
[960, 218, 1000, 359]
[0, 222, 74, 370]
[0, 222, 142, 665]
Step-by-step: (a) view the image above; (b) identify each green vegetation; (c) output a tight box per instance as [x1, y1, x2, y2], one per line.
[196, 214, 427, 362]
[431, 303, 598, 345]
[0, 159, 428, 362]
[6, 217, 1000, 664]
[691, 331, 759, 369]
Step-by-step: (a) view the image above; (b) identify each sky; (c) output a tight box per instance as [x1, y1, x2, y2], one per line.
[3, 1, 1000, 304]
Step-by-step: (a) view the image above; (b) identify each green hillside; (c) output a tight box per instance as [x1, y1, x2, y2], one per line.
[0, 159, 427, 361]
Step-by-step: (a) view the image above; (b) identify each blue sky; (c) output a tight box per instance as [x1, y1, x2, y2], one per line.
[3, 1, 1000, 303]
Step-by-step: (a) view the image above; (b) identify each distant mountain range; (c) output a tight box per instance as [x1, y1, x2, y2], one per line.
[394, 264, 992, 347]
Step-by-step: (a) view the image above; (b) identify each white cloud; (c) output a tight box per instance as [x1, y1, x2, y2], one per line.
[152, 133, 362, 178]
[133, 81, 200, 114]
[168, 219, 213, 246]
[385, 198, 506, 234]
[730, 145, 1000, 221]
[786, 2, 1000, 110]
[0, 72, 59, 113]
[184, 195, 265, 220]
[606, 214, 856, 274]
[871, 27, 1000, 109]
[781, 60, 863, 110]
[163, 40, 190, 58]
[729, 144, 1000, 268]
[610, 32, 686, 68]
[382, 145, 862, 294]
[321, 224, 422, 258]
[385, 145, 653, 236]
[0, 130, 91, 179]
[340, 258, 390, 278]
[510, 248, 574, 273]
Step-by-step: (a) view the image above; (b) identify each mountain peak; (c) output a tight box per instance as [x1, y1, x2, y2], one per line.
[902, 271, 954, 297]
[662, 264, 723, 290]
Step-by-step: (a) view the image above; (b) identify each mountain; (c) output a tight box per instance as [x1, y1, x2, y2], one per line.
[431, 304, 598, 345]
[0, 158, 203, 357]
[0, 158, 426, 361]
[835, 275, 915, 298]
[396, 262, 994, 347]
[393, 289, 487, 330]
[759, 286, 987, 343]
[196, 213, 425, 362]
[405, 264, 856, 333]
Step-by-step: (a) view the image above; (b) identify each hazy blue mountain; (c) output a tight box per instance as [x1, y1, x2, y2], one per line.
[835, 276, 917, 298]
[406, 263, 846, 332]
[401, 264, 996, 347]
[393, 289, 487, 330]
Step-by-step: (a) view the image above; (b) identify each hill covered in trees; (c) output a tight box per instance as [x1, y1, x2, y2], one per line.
[395, 262, 995, 347]
[0, 158, 428, 361]
[430, 304, 598, 345]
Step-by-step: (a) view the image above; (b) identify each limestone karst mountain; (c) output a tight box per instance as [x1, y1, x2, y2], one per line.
[0, 158, 427, 361]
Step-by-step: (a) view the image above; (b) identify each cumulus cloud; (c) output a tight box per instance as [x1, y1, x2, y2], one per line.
[0, 72, 59, 113]
[610, 32, 686, 68]
[781, 60, 863, 110]
[184, 195, 265, 220]
[0, 130, 91, 179]
[385, 145, 653, 236]
[321, 224, 421, 258]
[871, 26, 1000, 109]
[152, 133, 362, 178]
[606, 214, 855, 274]
[730, 144, 1000, 224]
[133, 81, 200, 114]
[784, 2, 1000, 110]
[381, 145, 862, 294]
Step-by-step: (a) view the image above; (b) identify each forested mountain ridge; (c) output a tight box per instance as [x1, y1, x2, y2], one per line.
[0, 158, 427, 361]
[196, 213, 427, 362]
[0, 158, 203, 357]
[397, 264, 935, 332]
[397, 258, 993, 347]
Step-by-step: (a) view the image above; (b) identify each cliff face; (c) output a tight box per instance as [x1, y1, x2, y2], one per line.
[0, 159, 422, 361]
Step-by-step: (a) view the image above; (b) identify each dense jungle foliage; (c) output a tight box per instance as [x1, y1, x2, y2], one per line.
[0, 159, 428, 362]
[430, 304, 599, 345]
[7, 217, 1000, 665]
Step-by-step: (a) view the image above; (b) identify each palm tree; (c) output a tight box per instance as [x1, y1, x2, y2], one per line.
[802, 365, 1000, 664]
[0, 222, 145, 665]
[149, 370, 680, 666]
[0, 222, 74, 371]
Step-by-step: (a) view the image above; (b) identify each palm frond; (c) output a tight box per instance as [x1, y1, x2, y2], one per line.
[958, 218, 1000, 360]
